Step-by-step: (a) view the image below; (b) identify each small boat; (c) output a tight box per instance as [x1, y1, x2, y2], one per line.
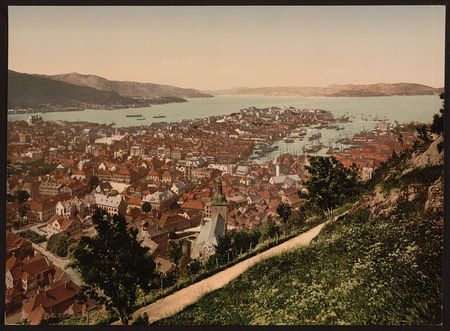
[283, 138, 294, 143]
[153, 115, 166, 118]
[126, 114, 143, 118]
[137, 118, 146, 121]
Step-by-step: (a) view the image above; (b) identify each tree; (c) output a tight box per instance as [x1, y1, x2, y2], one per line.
[14, 190, 30, 203]
[416, 124, 430, 143]
[259, 216, 279, 241]
[132, 312, 149, 325]
[141, 201, 152, 213]
[168, 240, 182, 265]
[215, 233, 233, 265]
[47, 233, 73, 257]
[276, 203, 292, 229]
[17, 204, 30, 228]
[178, 255, 192, 276]
[18, 204, 29, 218]
[285, 209, 306, 230]
[7, 193, 15, 202]
[431, 92, 444, 134]
[304, 156, 363, 215]
[88, 175, 100, 191]
[71, 209, 157, 325]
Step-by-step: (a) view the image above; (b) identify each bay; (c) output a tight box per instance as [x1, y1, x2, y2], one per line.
[8, 95, 441, 128]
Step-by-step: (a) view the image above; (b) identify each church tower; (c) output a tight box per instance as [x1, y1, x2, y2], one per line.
[210, 178, 228, 235]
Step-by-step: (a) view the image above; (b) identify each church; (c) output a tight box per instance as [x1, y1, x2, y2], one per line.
[190, 178, 228, 260]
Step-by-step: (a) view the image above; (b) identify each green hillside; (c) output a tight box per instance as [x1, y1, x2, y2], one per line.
[157, 137, 443, 325]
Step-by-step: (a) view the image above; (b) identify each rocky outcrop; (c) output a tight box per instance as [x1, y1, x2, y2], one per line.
[424, 177, 444, 212]
[410, 136, 444, 168]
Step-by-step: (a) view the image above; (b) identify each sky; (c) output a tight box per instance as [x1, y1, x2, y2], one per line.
[8, 6, 446, 90]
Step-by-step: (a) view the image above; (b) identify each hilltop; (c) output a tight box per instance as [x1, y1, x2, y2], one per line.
[156, 136, 443, 325]
[43, 72, 213, 99]
[212, 83, 443, 97]
[7, 70, 189, 111]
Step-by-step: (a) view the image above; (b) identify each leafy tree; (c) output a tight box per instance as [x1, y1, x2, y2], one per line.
[431, 93, 444, 134]
[71, 209, 157, 325]
[168, 240, 182, 265]
[18, 204, 29, 218]
[188, 259, 202, 275]
[14, 190, 30, 203]
[141, 201, 152, 213]
[215, 233, 233, 265]
[259, 216, 279, 241]
[304, 156, 363, 214]
[178, 255, 192, 276]
[7, 193, 15, 202]
[276, 203, 292, 229]
[285, 209, 306, 230]
[47, 233, 73, 257]
[88, 175, 100, 191]
[416, 124, 430, 143]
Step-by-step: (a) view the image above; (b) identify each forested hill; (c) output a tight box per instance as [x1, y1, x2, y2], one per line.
[8, 70, 188, 111]
[157, 134, 444, 325]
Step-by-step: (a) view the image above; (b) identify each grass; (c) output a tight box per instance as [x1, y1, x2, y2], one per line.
[130, 218, 323, 315]
[156, 186, 443, 326]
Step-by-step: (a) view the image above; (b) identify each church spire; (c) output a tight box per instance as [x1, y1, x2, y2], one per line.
[211, 178, 227, 205]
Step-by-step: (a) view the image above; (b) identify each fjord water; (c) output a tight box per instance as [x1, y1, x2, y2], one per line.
[8, 95, 441, 127]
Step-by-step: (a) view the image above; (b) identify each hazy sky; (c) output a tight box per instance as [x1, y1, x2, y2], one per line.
[9, 6, 445, 90]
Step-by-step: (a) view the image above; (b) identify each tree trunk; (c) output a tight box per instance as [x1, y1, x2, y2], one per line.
[121, 315, 128, 325]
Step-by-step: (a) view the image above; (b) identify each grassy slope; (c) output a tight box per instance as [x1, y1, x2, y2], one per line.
[157, 147, 443, 326]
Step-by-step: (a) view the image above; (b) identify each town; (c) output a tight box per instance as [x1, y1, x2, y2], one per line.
[5, 107, 418, 324]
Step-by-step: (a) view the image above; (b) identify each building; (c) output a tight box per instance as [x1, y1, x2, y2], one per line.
[46, 215, 83, 238]
[171, 182, 186, 195]
[22, 280, 83, 325]
[39, 181, 63, 197]
[142, 190, 175, 210]
[191, 179, 228, 260]
[191, 168, 214, 181]
[6, 232, 34, 260]
[28, 200, 56, 223]
[130, 145, 146, 157]
[27, 115, 43, 126]
[170, 148, 183, 160]
[94, 192, 127, 216]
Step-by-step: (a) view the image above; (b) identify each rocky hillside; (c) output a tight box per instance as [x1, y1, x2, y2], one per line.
[157, 136, 443, 325]
[212, 83, 443, 97]
[44, 72, 213, 99]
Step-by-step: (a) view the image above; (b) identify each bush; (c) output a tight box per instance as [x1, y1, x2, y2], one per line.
[20, 230, 47, 244]
[47, 233, 73, 257]
[157, 202, 443, 326]
[132, 312, 149, 325]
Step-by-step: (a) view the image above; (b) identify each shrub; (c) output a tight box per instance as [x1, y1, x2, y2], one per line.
[47, 232, 73, 257]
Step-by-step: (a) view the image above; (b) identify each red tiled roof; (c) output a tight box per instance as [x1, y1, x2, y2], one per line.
[23, 280, 80, 317]
[181, 200, 204, 210]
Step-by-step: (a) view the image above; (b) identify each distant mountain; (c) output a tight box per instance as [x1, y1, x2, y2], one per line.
[212, 83, 443, 97]
[44, 72, 213, 99]
[7, 70, 188, 112]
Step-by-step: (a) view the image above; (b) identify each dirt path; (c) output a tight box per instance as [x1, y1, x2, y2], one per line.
[118, 220, 329, 325]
